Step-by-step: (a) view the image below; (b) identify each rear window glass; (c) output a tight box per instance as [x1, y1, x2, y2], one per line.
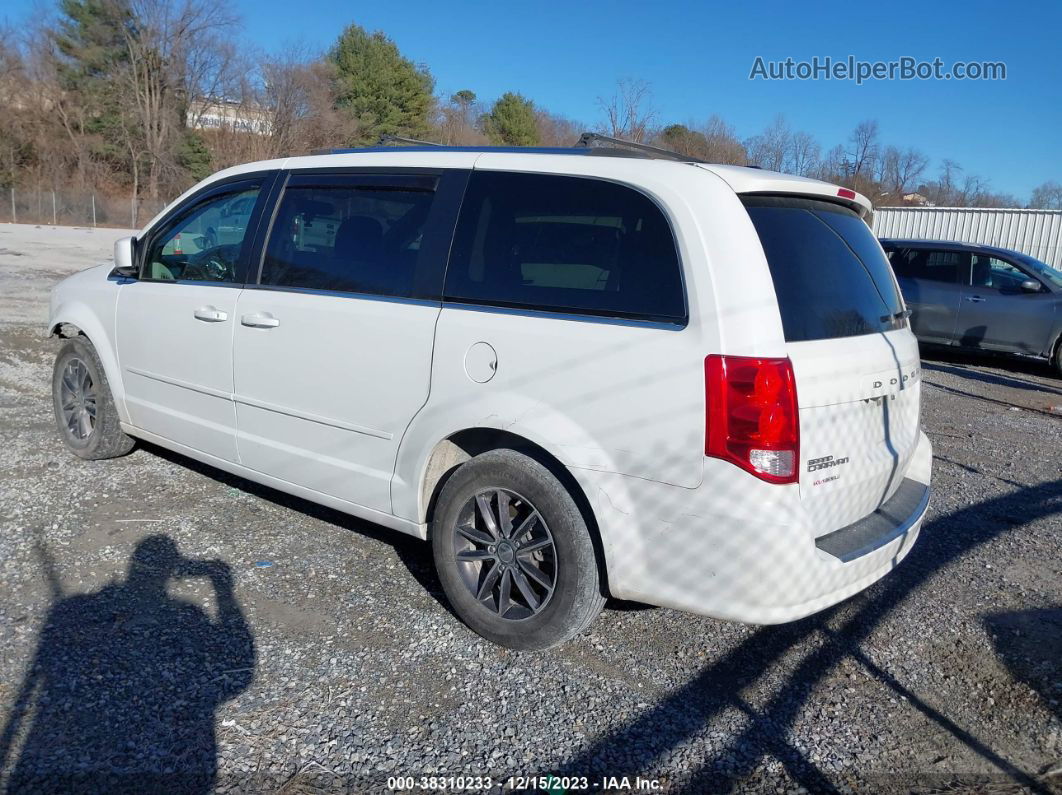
[445, 171, 686, 323]
[742, 196, 905, 342]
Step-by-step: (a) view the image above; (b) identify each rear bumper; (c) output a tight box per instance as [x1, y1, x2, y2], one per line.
[569, 430, 933, 624]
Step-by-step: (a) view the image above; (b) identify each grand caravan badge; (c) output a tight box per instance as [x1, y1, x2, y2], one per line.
[808, 455, 849, 473]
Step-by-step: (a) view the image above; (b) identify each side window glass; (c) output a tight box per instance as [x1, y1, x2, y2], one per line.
[973, 256, 1036, 292]
[444, 171, 685, 323]
[884, 248, 907, 274]
[915, 250, 968, 284]
[143, 187, 260, 282]
[260, 182, 435, 297]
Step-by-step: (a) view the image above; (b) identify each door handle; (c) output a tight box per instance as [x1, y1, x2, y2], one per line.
[964, 295, 986, 303]
[193, 306, 228, 322]
[241, 312, 280, 328]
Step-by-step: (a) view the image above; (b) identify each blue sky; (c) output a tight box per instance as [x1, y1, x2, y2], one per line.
[6, 0, 1060, 199]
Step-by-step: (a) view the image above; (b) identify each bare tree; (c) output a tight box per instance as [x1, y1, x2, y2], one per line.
[917, 160, 1013, 207]
[745, 115, 791, 171]
[1030, 180, 1062, 209]
[533, 109, 581, 146]
[115, 0, 238, 198]
[816, 144, 849, 182]
[787, 130, 820, 176]
[923, 159, 963, 205]
[848, 119, 879, 177]
[901, 150, 927, 195]
[698, 116, 746, 164]
[436, 89, 488, 146]
[597, 78, 655, 143]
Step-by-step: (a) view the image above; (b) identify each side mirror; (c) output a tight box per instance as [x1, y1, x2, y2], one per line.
[110, 236, 139, 279]
[1020, 279, 1041, 293]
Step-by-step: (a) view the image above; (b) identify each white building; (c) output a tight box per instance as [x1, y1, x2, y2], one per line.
[187, 97, 272, 135]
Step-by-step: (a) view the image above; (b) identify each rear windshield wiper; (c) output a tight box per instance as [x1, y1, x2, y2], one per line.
[880, 309, 912, 323]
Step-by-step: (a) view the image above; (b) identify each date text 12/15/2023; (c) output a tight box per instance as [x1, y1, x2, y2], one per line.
[385, 774, 665, 791]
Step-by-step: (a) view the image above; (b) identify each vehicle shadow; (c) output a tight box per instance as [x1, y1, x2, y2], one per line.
[0, 533, 254, 793]
[134, 441, 457, 615]
[137, 442, 662, 623]
[921, 347, 1060, 392]
[983, 607, 1062, 723]
[551, 478, 1062, 793]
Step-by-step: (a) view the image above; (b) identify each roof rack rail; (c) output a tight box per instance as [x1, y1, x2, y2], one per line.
[575, 132, 703, 163]
[377, 134, 443, 147]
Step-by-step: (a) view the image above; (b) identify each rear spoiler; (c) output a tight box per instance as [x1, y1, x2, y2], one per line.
[693, 164, 874, 220]
[741, 190, 874, 222]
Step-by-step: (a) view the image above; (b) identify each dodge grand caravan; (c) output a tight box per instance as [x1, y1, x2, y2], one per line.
[49, 144, 933, 649]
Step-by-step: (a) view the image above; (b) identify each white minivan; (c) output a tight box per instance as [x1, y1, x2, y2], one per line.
[49, 143, 932, 649]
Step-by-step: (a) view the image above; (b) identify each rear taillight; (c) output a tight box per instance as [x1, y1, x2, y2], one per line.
[705, 355, 799, 484]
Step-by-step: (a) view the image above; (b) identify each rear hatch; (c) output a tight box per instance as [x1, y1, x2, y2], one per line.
[742, 195, 922, 535]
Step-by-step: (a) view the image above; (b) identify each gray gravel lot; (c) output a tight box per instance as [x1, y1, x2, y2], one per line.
[0, 222, 1059, 793]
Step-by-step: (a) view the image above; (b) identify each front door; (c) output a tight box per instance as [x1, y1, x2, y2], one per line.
[231, 170, 464, 513]
[115, 177, 270, 461]
[957, 254, 1057, 353]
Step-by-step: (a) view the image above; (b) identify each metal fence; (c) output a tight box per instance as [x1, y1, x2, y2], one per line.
[873, 206, 1062, 268]
[0, 188, 169, 230]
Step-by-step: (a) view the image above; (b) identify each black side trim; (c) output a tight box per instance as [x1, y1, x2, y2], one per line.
[815, 478, 930, 563]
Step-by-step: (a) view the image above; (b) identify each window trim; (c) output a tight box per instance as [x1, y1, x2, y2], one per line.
[440, 170, 689, 328]
[136, 171, 279, 286]
[248, 167, 469, 302]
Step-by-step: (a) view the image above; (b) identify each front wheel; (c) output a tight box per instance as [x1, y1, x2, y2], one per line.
[52, 337, 134, 460]
[1053, 336, 1062, 379]
[431, 449, 605, 650]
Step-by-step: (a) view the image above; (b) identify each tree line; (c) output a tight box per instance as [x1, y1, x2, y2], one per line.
[1, 0, 1058, 210]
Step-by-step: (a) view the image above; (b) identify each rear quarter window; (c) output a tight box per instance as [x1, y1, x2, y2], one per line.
[742, 196, 905, 342]
[444, 171, 686, 323]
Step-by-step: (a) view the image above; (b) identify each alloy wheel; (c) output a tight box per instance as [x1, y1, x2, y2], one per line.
[59, 357, 97, 441]
[452, 488, 557, 620]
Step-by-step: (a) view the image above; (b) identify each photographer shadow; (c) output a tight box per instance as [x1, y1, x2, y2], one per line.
[0, 535, 255, 793]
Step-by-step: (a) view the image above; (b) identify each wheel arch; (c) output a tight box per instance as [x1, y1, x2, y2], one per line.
[48, 304, 129, 423]
[419, 427, 611, 595]
[1051, 325, 1062, 375]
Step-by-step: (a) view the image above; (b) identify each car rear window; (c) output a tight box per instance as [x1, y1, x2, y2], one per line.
[742, 196, 905, 342]
[444, 171, 686, 323]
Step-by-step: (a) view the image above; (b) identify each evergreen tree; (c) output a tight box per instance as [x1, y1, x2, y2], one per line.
[329, 24, 434, 145]
[176, 131, 212, 182]
[52, 0, 135, 167]
[483, 92, 539, 147]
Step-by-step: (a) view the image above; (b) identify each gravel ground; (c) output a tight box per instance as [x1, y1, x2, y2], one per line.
[0, 222, 1059, 794]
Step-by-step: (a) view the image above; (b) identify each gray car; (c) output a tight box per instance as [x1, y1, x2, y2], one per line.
[880, 238, 1062, 377]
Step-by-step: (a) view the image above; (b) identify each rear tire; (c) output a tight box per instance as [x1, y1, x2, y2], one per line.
[1053, 336, 1062, 379]
[52, 337, 134, 460]
[431, 449, 605, 650]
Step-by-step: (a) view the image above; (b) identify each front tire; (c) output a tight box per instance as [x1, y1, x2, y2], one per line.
[1053, 336, 1062, 379]
[52, 337, 134, 460]
[431, 449, 605, 650]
